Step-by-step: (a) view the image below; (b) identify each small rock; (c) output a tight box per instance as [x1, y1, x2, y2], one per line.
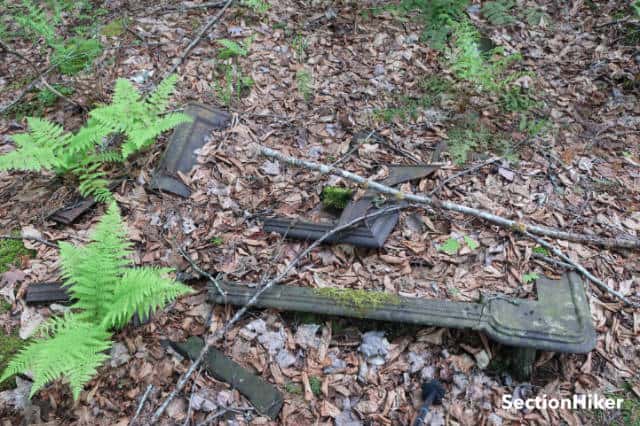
[421, 365, 436, 380]
[257, 329, 287, 355]
[19, 308, 44, 340]
[408, 352, 426, 374]
[324, 352, 347, 374]
[294, 324, 321, 350]
[475, 350, 490, 369]
[374, 64, 385, 76]
[452, 373, 469, 398]
[191, 390, 217, 412]
[359, 331, 389, 366]
[275, 349, 296, 369]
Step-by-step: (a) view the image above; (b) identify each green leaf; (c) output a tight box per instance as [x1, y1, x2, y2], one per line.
[522, 272, 539, 284]
[463, 236, 479, 250]
[439, 237, 461, 255]
[532, 246, 549, 256]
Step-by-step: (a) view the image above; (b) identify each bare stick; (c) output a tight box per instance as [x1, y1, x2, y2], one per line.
[429, 156, 501, 195]
[131, 384, 154, 426]
[164, 0, 234, 78]
[523, 231, 639, 308]
[178, 246, 226, 298]
[0, 40, 85, 112]
[257, 145, 640, 250]
[150, 204, 409, 423]
[532, 253, 575, 270]
[0, 235, 58, 249]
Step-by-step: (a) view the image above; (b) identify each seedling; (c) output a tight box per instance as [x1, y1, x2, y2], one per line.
[522, 272, 539, 284]
[296, 69, 313, 103]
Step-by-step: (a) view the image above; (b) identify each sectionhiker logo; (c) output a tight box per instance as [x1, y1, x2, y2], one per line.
[502, 394, 624, 410]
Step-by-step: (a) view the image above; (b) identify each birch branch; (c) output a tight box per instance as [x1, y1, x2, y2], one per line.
[150, 204, 410, 423]
[257, 145, 640, 250]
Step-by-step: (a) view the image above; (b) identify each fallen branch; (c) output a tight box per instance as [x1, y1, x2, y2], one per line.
[429, 156, 501, 196]
[0, 40, 85, 112]
[0, 235, 58, 249]
[164, 0, 234, 78]
[178, 246, 226, 298]
[150, 204, 409, 422]
[257, 145, 640, 250]
[131, 384, 154, 426]
[524, 231, 639, 308]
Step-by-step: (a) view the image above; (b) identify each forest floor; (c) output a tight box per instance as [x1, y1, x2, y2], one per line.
[0, 0, 639, 425]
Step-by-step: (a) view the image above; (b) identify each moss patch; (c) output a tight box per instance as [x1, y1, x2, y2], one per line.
[0, 330, 25, 391]
[321, 186, 353, 211]
[314, 287, 400, 316]
[0, 237, 34, 274]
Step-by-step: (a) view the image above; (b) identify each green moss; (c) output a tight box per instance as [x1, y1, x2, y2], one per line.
[100, 18, 127, 37]
[0, 330, 25, 391]
[0, 237, 34, 274]
[314, 287, 400, 316]
[321, 186, 352, 211]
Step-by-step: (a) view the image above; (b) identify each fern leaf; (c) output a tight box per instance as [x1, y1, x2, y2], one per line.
[0, 315, 112, 399]
[145, 74, 179, 116]
[59, 202, 132, 321]
[121, 113, 191, 159]
[0, 118, 69, 172]
[103, 267, 193, 329]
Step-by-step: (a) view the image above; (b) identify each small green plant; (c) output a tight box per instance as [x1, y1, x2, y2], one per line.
[463, 236, 479, 250]
[0, 75, 190, 201]
[321, 186, 352, 210]
[522, 272, 539, 284]
[447, 118, 493, 164]
[0, 330, 25, 391]
[0, 203, 192, 399]
[210, 236, 224, 246]
[532, 246, 549, 256]
[501, 86, 538, 112]
[241, 0, 269, 14]
[213, 65, 254, 107]
[292, 34, 309, 62]
[52, 37, 102, 75]
[518, 114, 548, 137]
[309, 376, 322, 396]
[100, 18, 127, 37]
[481, 0, 516, 25]
[296, 69, 314, 103]
[37, 84, 74, 107]
[439, 237, 461, 255]
[0, 236, 34, 274]
[400, 0, 469, 50]
[217, 37, 253, 59]
[284, 382, 302, 394]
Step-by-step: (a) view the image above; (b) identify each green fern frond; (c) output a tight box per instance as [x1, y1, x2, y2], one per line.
[121, 112, 191, 159]
[75, 164, 112, 202]
[0, 315, 112, 399]
[103, 267, 192, 329]
[0, 118, 69, 172]
[59, 202, 132, 320]
[145, 74, 179, 116]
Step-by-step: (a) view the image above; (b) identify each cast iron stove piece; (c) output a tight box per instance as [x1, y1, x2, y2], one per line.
[209, 272, 595, 354]
[151, 103, 231, 197]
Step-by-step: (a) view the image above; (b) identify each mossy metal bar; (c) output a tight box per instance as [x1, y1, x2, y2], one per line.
[208, 272, 595, 353]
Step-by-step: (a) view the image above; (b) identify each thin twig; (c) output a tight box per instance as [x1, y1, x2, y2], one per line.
[150, 204, 410, 423]
[131, 384, 154, 426]
[164, 0, 235, 78]
[257, 145, 640, 250]
[0, 40, 85, 112]
[524, 231, 639, 308]
[178, 246, 226, 298]
[0, 235, 58, 249]
[0, 68, 53, 115]
[532, 253, 575, 270]
[429, 156, 501, 196]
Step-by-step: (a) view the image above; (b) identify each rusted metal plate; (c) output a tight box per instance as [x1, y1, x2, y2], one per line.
[169, 337, 284, 419]
[24, 282, 71, 304]
[150, 103, 231, 197]
[48, 197, 97, 225]
[209, 272, 596, 354]
[25, 281, 151, 326]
